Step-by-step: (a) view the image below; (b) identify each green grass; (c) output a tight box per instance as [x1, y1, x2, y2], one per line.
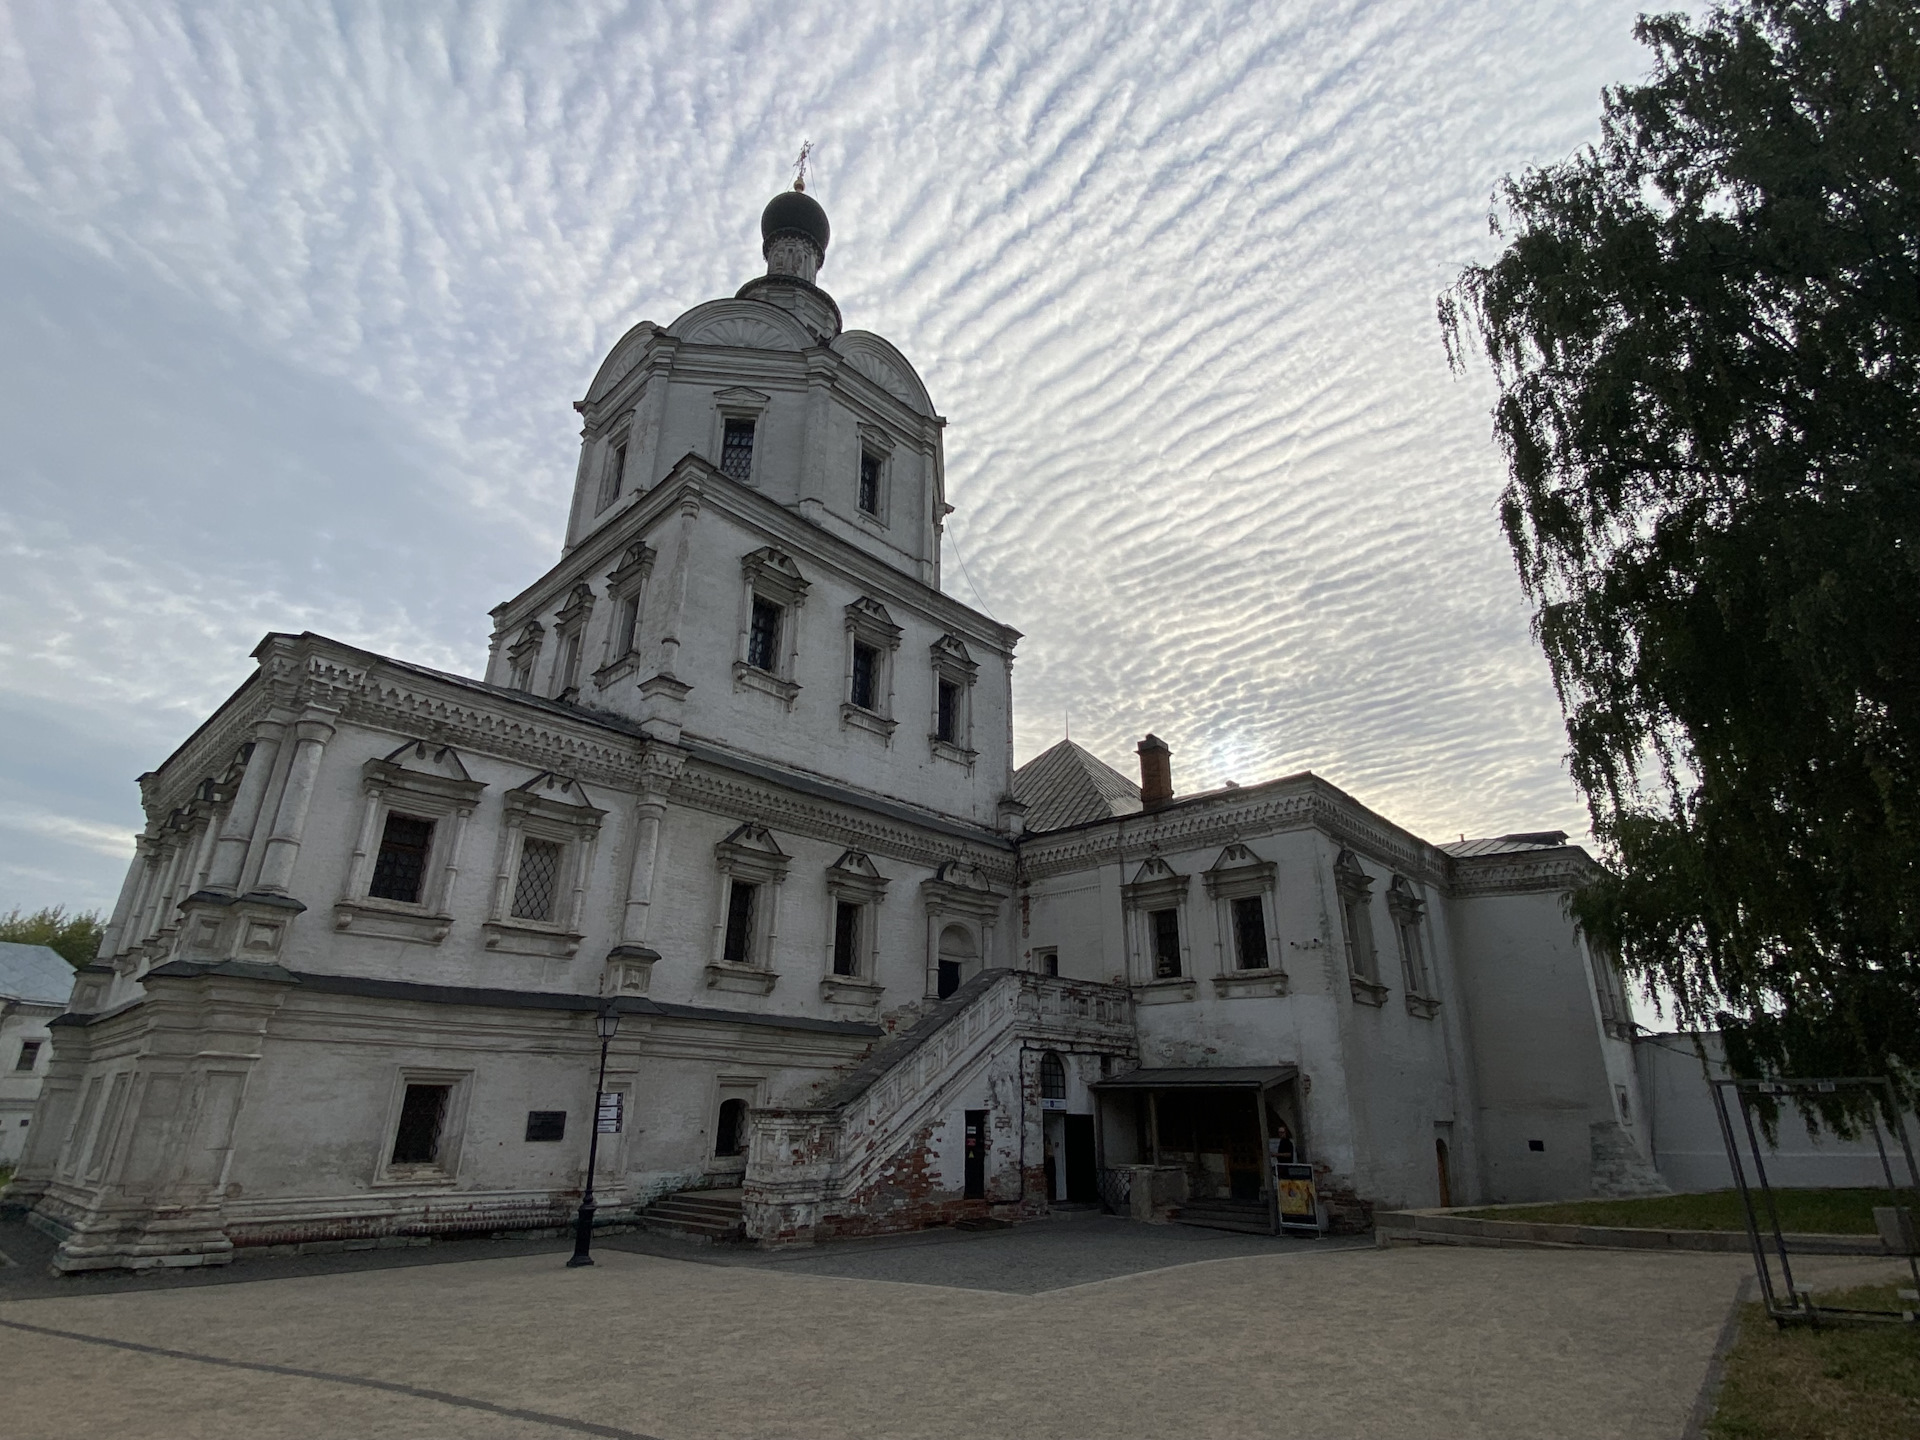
[1708, 1284, 1920, 1440]
[1458, 1188, 1913, 1235]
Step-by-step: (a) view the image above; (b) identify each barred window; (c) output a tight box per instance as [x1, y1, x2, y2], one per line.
[1150, 908, 1182, 979]
[832, 900, 861, 976]
[1231, 895, 1269, 970]
[1039, 1051, 1066, 1100]
[858, 451, 881, 515]
[390, 1083, 450, 1165]
[723, 880, 758, 965]
[510, 838, 564, 922]
[721, 418, 756, 482]
[747, 598, 782, 671]
[937, 679, 960, 743]
[369, 814, 435, 904]
[850, 642, 879, 711]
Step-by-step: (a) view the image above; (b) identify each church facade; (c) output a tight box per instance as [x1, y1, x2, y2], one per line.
[7, 188, 1658, 1271]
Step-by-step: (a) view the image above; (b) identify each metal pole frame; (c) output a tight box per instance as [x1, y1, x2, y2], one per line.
[1711, 1075, 1920, 1326]
[568, 1017, 615, 1268]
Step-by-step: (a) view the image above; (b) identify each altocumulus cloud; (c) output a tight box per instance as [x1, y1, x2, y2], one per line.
[0, 0, 1651, 908]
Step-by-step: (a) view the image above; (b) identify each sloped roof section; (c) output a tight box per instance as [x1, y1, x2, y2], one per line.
[0, 942, 76, 1006]
[1013, 740, 1143, 833]
[1440, 831, 1571, 858]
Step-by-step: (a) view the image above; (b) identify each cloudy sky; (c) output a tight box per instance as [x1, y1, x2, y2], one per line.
[0, 0, 1658, 912]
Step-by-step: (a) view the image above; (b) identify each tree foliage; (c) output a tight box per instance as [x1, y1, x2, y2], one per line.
[1441, 1, 1920, 1102]
[0, 906, 105, 969]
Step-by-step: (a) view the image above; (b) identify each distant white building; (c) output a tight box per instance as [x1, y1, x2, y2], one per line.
[0, 942, 74, 1169]
[8, 186, 1660, 1271]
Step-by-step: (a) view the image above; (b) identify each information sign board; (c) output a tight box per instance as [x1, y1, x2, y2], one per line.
[596, 1092, 624, 1135]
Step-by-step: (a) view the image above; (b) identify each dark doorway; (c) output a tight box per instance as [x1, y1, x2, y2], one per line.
[938, 961, 962, 999]
[1064, 1114, 1098, 1203]
[1435, 1137, 1453, 1207]
[963, 1109, 987, 1198]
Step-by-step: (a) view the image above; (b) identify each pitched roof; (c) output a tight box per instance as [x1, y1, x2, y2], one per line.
[0, 942, 76, 1007]
[1013, 739, 1143, 833]
[1440, 831, 1572, 859]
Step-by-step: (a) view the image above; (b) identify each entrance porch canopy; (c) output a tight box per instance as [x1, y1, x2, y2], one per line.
[1090, 1064, 1296, 1092]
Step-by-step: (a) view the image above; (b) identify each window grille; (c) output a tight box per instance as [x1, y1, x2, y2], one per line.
[15, 1041, 40, 1072]
[1150, 908, 1182, 978]
[832, 900, 861, 976]
[1231, 895, 1269, 970]
[747, 598, 782, 671]
[937, 679, 959, 743]
[1039, 1051, 1067, 1100]
[510, 837, 564, 922]
[723, 881, 758, 965]
[390, 1083, 450, 1165]
[721, 418, 756, 482]
[369, 813, 435, 904]
[850, 642, 879, 710]
[596, 441, 627, 514]
[858, 452, 881, 514]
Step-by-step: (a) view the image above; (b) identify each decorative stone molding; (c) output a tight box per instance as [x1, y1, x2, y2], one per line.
[334, 740, 487, 945]
[841, 597, 902, 741]
[482, 772, 606, 958]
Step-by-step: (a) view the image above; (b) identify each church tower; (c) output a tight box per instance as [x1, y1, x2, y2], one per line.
[484, 185, 1019, 830]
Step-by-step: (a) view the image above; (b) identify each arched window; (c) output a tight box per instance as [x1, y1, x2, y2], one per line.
[714, 1097, 748, 1158]
[937, 924, 976, 999]
[1039, 1051, 1066, 1102]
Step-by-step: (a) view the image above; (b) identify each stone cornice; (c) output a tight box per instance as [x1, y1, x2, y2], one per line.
[1448, 847, 1602, 897]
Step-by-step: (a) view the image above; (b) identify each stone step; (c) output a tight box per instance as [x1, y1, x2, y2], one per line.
[1177, 1202, 1274, 1236]
[637, 1188, 745, 1242]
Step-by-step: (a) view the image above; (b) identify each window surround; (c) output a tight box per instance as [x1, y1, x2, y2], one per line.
[928, 634, 979, 768]
[594, 419, 632, 516]
[374, 1067, 472, 1187]
[1032, 946, 1059, 977]
[482, 773, 606, 959]
[550, 583, 595, 701]
[821, 848, 889, 1008]
[333, 741, 488, 944]
[1334, 848, 1388, 1006]
[711, 387, 770, 487]
[1202, 843, 1287, 998]
[1387, 875, 1440, 1018]
[920, 860, 1003, 999]
[594, 541, 657, 687]
[707, 822, 789, 996]
[855, 423, 894, 528]
[505, 622, 543, 693]
[1122, 856, 1196, 1002]
[734, 548, 809, 707]
[841, 598, 903, 741]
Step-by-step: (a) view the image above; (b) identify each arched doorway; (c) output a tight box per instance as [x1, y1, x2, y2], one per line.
[936, 924, 975, 999]
[714, 1098, 748, 1158]
[1435, 1136, 1453, 1208]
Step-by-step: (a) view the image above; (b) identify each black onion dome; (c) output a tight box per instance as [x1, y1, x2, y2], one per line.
[761, 188, 830, 256]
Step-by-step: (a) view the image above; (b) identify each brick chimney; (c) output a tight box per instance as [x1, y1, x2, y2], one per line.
[1137, 733, 1173, 808]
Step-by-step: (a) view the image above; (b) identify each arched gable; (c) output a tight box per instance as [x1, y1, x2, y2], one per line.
[832, 331, 935, 417]
[667, 298, 815, 353]
[584, 320, 662, 406]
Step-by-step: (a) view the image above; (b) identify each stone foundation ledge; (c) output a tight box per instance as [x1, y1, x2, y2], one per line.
[1374, 1205, 1891, 1255]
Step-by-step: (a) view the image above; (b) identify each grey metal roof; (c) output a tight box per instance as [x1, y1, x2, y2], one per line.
[1092, 1064, 1297, 1091]
[1013, 739, 1142, 833]
[1440, 832, 1572, 858]
[0, 942, 76, 1006]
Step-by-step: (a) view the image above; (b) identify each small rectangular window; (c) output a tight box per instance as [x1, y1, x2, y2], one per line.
[369, 813, 435, 904]
[721, 418, 756, 482]
[555, 630, 582, 696]
[850, 642, 879, 711]
[391, 1083, 451, 1165]
[1344, 897, 1377, 980]
[525, 1110, 567, 1142]
[1150, 908, 1182, 979]
[723, 881, 758, 966]
[15, 1040, 41, 1071]
[832, 900, 861, 977]
[615, 593, 641, 657]
[858, 452, 881, 515]
[747, 598, 782, 671]
[510, 837, 564, 922]
[597, 441, 627, 514]
[510, 658, 533, 692]
[1231, 896, 1269, 970]
[936, 679, 960, 743]
[1401, 920, 1428, 993]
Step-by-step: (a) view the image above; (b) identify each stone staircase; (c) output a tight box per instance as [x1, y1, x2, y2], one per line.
[635, 1187, 744, 1242]
[744, 969, 1136, 1244]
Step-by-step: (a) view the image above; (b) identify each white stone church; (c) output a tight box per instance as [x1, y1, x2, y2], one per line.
[9, 186, 1660, 1271]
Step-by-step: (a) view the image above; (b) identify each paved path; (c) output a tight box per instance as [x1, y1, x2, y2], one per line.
[0, 1215, 1856, 1439]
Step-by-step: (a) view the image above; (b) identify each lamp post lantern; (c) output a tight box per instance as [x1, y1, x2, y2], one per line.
[568, 999, 620, 1268]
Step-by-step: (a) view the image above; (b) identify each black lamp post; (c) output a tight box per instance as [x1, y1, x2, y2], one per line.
[568, 998, 620, 1268]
